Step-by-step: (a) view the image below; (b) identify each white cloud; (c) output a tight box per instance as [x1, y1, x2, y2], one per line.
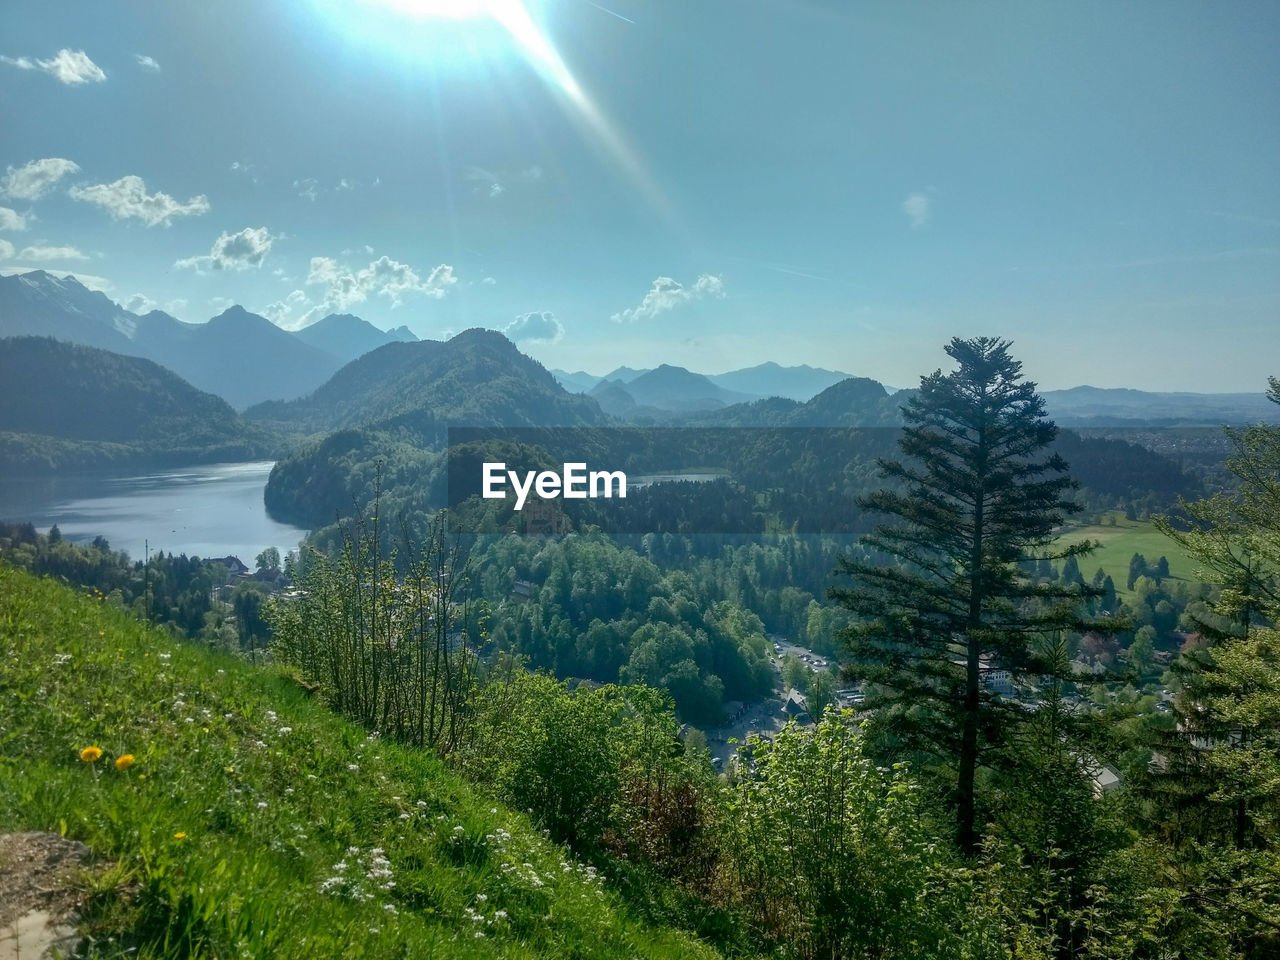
[481, 276, 497, 285]
[1, 49, 106, 84]
[306, 254, 457, 310]
[124, 293, 156, 314]
[262, 289, 310, 328]
[294, 178, 319, 201]
[134, 54, 160, 72]
[175, 226, 276, 272]
[504, 310, 563, 344]
[0, 207, 26, 231]
[69, 175, 210, 227]
[229, 161, 261, 185]
[69, 272, 112, 292]
[0, 240, 14, 260]
[465, 167, 503, 198]
[902, 191, 931, 228]
[610, 273, 726, 323]
[1, 158, 80, 201]
[208, 296, 235, 313]
[465, 164, 543, 198]
[16, 244, 87, 262]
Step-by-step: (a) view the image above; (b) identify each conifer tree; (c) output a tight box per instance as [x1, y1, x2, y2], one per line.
[831, 336, 1104, 852]
[1150, 377, 1280, 852]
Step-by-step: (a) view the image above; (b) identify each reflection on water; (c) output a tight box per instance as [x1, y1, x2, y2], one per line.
[629, 472, 726, 487]
[0, 461, 307, 564]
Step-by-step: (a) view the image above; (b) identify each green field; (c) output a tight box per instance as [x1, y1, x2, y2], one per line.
[1058, 512, 1201, 597]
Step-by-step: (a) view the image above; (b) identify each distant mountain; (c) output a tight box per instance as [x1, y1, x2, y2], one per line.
[621, 364, 757, 412]
[686, 376, 903, 427]
[294, 313, 418, 362]
[146, 306, 345, 409]
[708, 361, 854, 401]
[1043, 386, 1280, 425]
[788, 377, 899, 426]
[0, 337, 274, 472]
[0, 270, 142, 351]
[0, 271, 420, 410]
[599, 365, 650, 384]
[551, 369, 602, 394]
[246, 328, 609, 433]
[587, 379, 638, 418]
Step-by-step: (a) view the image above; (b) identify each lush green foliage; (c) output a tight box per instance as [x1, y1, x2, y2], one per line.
[268, 512, 476, 750]
[725, 713, 1003, 959]
[0, 521, 234, 640]
[473, 534, 776, 724]
[0, 564, 724, 960]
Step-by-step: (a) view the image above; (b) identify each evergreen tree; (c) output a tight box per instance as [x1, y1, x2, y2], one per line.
[1127, 552, 1147, 591]
[1061, 554, 1083, 588]
[830, 337, 1104, 853]
[1101, 575, 1117, 611]
[1149, 378, 1280, 854]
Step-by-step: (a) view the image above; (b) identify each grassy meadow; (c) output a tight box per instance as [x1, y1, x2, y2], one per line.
[1060, 511, 1198, 597]
[0, 564, 724, 960]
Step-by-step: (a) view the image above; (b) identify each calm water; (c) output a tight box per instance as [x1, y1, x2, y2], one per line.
[628, 472, 727, 487]
[0, 461, 307, 564]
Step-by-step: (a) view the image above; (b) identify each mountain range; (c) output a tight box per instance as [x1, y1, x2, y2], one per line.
[587, 365, 756, 416]
[553, 361, 858, 403]
[4, 270, 1276, 430]
[0, 271, 417, 409]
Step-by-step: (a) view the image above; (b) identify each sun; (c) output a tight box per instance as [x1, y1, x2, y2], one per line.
[315, 0, 672, 219]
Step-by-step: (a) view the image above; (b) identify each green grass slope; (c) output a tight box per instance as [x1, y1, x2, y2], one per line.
[1062, 512, 1198, 597]
[0, 565, 722, 960]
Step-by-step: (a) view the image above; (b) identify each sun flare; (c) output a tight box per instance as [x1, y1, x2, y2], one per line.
[327, 0, 672, 218]
[359, 0, 493, 19]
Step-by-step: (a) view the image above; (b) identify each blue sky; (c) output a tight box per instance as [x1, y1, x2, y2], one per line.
[2, 0, 1278, 390]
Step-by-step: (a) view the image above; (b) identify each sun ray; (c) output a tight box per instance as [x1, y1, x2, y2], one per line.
[324, 0, 673, 220]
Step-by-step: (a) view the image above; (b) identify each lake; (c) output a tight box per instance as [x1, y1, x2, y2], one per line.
[0, 461, 308, 565]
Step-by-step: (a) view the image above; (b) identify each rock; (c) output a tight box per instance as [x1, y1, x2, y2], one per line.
[0, 832, 91, 960]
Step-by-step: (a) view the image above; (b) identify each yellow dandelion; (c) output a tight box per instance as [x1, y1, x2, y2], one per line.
[173, 832, 187, 840]
[79, 746, 102, 763]
[115, 754, 135, 771]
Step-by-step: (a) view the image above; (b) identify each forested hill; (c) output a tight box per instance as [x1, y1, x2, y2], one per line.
[684, 376, 905, 427]
[0, 336, 275, 471]
[246, 328, 609, 434]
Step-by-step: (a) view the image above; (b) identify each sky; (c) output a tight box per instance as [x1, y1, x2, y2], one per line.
[2, 0, 1278, 391]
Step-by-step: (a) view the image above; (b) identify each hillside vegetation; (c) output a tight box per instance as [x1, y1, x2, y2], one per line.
[0, 337, 277, 472]
[246, 329, 608, 433]
[0, 565, 722, 960]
